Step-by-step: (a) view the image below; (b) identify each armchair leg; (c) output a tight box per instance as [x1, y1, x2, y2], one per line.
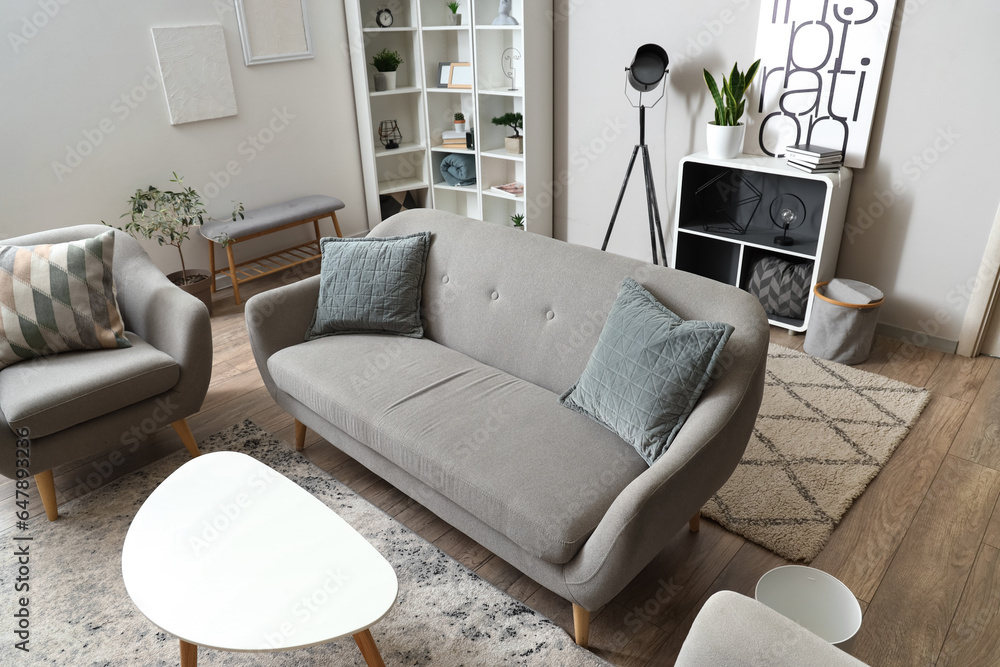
[689, 512, 701, 533]
[294, 419, 307, 451]
[172, 419, 201, 458]
[35, 470, 59, 521]
[573, 603, 590, 648]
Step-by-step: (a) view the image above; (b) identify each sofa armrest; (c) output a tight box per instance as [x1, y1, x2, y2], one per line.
[245, 275, 321, 396]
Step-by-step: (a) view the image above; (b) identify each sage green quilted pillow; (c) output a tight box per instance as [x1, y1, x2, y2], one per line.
[0, 230, 131, 370]
[306, 232, 431, 339]
[559, 278, 734, 465]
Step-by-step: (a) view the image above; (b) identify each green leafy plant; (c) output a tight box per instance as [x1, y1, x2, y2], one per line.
[491, 112, 523, 137]
[447, 1, 460, 13]
[454, 112, 465, 121]
[510, 213, 525, 228]
[703, 59, 760, 126]
[106, 173, 244, 285]
[370, 48, 404, 72]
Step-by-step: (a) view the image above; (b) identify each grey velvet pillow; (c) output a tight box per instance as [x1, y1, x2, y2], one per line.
[306, 232, 430, 339]
[559, 278, 734, 465]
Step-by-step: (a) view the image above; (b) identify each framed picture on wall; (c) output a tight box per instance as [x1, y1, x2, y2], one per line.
[235, 0, 314, 66]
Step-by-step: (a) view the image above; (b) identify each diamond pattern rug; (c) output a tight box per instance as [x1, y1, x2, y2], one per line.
[702, 344, 930, 562]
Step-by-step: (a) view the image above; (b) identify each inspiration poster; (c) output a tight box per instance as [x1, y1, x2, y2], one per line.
[744, 0, 896, 168]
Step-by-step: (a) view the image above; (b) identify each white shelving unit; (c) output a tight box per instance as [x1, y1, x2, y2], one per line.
[671, 152, 853, 332]
[344, 0, 552, 236]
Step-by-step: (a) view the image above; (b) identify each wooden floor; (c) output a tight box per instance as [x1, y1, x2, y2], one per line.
[6, 267, 1000, 666]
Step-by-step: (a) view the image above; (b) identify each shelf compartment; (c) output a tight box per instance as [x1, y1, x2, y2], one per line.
[477, 94, 523, 155]
[482, 194, 524, 228]
[422, 29, 473, 92]
[360, 0, 415, 28]
[674, 232, 740, 287]
[432, 186, 480, 218]
[474, 0, 524, 26]
[474, 25, 524, 92]
[363, 29, 420, 89]
[425, 91, 474, 148]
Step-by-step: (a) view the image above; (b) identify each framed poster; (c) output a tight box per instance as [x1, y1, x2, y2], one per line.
[744, 0, 896, 168]
[235, 0, 314, 66]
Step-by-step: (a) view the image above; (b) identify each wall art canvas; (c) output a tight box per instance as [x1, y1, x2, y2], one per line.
[235, 0, 313, 65]
[151, 25, 238, 126]
[744, 0, 897, 168]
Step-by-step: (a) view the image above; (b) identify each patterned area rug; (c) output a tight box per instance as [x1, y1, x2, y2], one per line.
[0, 421, 607, 666]
[703, 344, 930, 563]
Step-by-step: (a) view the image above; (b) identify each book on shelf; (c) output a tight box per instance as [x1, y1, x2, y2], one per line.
[786, 143, 843, 159]
[441, 130, 466, 139]
[787, 159, 842, 174]
[491, 181, 524, 196]
[787, 153, 843, 166]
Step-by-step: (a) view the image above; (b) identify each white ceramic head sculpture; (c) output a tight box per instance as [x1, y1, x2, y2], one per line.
[492, 0, 519, 25]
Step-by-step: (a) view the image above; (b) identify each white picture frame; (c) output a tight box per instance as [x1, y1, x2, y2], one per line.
[235, 0, 314, 66]
[151, 25, 238, 125]
[447, 63, 473, 89]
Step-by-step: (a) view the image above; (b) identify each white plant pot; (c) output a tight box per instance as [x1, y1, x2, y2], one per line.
[373, 71, 397, 92]
[454, 121, 466, 132]
[450, 14, 462, 25]
[706, 122, 746, 159]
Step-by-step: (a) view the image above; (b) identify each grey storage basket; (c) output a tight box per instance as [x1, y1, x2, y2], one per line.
[803, 279, 884, 365]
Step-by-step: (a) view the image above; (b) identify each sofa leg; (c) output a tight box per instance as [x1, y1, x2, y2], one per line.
[689, 512, 701, 533]
[172, 419, 201, 458]
[294, 419, 307, 451]
[35, 470, 59, 521]
[573, 603, 590, 648]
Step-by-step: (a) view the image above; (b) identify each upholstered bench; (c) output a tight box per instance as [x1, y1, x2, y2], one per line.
[200, 195, 344, 305]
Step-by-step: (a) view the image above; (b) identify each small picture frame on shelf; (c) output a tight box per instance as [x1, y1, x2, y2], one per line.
[437, 62, 451, 88]
[447, 63, 473, 89]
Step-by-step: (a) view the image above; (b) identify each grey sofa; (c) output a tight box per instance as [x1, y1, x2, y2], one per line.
[0, 225, 212, 520]
[245, 210, 769, 644]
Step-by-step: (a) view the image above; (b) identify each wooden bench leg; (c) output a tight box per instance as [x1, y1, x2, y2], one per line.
[207, 239, 217, 293]
[573, 603, 590, 648]
[226, 243, 242, 305]
[294, 419, 307, 451]
[35, 469, 59, 521]
[330, 211, 343, 238]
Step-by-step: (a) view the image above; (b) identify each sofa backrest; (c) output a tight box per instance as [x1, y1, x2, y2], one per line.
[370, 210, 769, 397]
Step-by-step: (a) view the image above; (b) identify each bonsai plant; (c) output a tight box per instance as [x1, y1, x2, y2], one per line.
[454, 111, 466, 132]
[703, 59, 760, 158]
[447, 1, 461, 25]
[492, 111, 523, 154]
[107, 172, 243, 314]
[510, 213, 525, 229]
[370, 48, 403, 91]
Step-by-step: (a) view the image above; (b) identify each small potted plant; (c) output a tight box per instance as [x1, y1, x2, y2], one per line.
[447, 1, 461, 25]
[370, 48, 403, 91]
[510, 213, 525, 230]
[454, 111, 466, 132]
[106, 172, 243, 315]
[703, 59, 760, 159]
[492, 111, 523, 154]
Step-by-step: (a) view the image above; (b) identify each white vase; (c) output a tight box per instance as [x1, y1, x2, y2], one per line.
[374, 71, 397, 92]
[706, 122, 746, 159]
[450, 13, 462, 25]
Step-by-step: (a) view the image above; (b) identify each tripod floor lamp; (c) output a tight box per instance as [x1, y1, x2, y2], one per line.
[601, 44, 669, 266]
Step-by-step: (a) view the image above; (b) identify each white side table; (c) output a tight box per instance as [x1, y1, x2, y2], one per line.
[122, 451, 398, 666]
[756, 565, 862, 651]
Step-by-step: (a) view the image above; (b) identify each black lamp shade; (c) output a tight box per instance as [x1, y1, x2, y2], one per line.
[627, 44, 669, 92]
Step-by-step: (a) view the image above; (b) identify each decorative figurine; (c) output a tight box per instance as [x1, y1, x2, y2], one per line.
[492, 0, 519, 25]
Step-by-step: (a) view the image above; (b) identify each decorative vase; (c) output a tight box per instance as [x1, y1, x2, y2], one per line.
[454, 121, 466, 132]
[450, 13, 461, 25]
[374, 71, 397, 92]
[492, 0, 519, 24]
[505, 136, 523, 154]
[167, 270, 213, 316]
[706, 122, 746, 159]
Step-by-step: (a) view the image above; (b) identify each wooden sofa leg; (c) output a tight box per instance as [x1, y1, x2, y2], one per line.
[172, 419, 201, 457]
[573, 603, 590, 648]
[35, 470, 59, 521]
[294, 419, 307, 451]
[689, 512, 701, 533]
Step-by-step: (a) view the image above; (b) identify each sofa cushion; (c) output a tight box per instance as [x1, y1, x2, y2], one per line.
[306, 232, 430, 340]
[560, 278, 734, 465]
[0, 332, 180, 439]
[0, 230, 131, 370]
[268, 335, 648, 564]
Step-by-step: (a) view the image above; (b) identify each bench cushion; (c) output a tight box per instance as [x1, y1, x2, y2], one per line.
[268, 335, 648, 564]
[199, 195, 345, 242]
[0, 332, 180, 439]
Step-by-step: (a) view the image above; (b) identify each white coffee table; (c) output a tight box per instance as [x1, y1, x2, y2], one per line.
[122, 451, 398, 666]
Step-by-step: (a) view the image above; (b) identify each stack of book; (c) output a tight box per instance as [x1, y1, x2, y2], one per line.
[785, 143, 843, 173]
[442, 130, 468, 149]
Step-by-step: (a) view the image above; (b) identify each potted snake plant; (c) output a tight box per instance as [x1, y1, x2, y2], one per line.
[703, 59, 760, 159]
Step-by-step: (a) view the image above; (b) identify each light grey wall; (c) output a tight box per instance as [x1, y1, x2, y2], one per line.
[554, 0, 1000, 344]
[0, 0, 365, 274]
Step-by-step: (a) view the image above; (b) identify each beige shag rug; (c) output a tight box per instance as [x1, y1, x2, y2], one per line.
[702, 344, 930, 562]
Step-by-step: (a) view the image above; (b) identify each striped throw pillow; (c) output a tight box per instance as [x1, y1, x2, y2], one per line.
[0, 230, 131, 369]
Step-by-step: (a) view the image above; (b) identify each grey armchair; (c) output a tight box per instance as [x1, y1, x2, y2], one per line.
[0, 225, 212, 520]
